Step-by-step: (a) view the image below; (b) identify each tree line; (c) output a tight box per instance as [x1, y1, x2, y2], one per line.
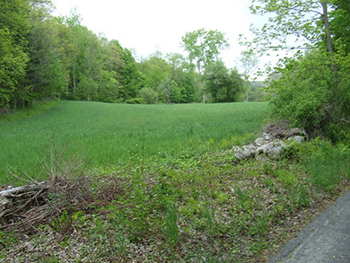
[0, 0, 250, 110]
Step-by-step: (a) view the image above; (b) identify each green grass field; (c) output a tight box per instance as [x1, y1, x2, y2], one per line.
[0, 101, 269, 183]
[2, 101, 350, 262]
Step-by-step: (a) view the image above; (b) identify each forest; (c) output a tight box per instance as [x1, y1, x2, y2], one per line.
[0, 0, 259, 110]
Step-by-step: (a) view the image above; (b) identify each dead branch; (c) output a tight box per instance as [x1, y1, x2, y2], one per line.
[0, 181, 47, 197]
[341, 118, 350, 124]
[0, 174, 94, 234]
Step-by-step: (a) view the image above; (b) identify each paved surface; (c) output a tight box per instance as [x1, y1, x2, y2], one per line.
[268, 190, 350, 263]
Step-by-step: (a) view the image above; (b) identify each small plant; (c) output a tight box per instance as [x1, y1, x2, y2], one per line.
[249, 216, 268, 237]
[50, 210, 73, 238]
[236, 186, 251, 211]
[163, 203, 179, 249]
[72, 211, 87, 227]
[203, 206, 216, 235]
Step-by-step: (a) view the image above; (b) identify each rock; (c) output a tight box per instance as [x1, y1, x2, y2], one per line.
[256, 143, 270, 155]
[263, 133, 273, 141]
[0, 196, 11, 211]
[288, 128, 305, 137]
[255, 137, 266, 146]
[256, 140, 287, 159]
[267, 145, 285, 159]
[233, 125, 306, 161]
[288, 135, 304, 143]
[234, 144, 256, 160]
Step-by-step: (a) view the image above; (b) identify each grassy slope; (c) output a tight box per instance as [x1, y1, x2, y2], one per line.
[2, 101, 349, 262]
[0, 101, 268, 183]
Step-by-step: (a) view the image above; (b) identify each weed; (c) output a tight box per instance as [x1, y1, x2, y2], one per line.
[50, 210, 73, 238]
[203, 206, 216, 235]
[236, 186, 251, 211]
[263, 163, 274, 176]
[249, 216, 268, 237]
[163, 203, 179, 249]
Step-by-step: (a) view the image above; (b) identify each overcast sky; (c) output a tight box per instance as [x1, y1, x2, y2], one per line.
[51, 0, 267, 69]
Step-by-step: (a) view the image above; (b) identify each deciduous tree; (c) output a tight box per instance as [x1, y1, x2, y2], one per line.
[181, 29, 229, 73]
[246, 0, 350, 141]
[205, 61, 245, 103]
[0, 0, 31, 108]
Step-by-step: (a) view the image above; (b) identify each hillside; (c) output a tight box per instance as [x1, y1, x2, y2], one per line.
[0, 101, 269, 184]
[1, 101, 350, 262]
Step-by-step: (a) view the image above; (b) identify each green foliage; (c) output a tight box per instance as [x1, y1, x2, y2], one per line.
[163, 203, 179, 248]
[270, 50, 350, 141]
[0, 0, 30, 108]
[50, 210, 73, 236]
[329, 0, 350, 53]
[181, 28, 229, 73]
[246, 0, 350, 141]
[304, 139, 350, 191]
[205, 61, 245, 102]
[139, 87, 159, 104]
[247, 0, 325, 54]
[125, 97, 145, 104]
[175, 75, 197, 103]
[118, 48, 146, 101]
[139, 55, 171, 95]
[0, 28, 29, 108]
[26, 5, 67, 101]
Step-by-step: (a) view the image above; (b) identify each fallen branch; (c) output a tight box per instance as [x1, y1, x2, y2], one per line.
[0, 175, 94, 234]
[0, 181, 48, 197]
[341, 118, 350, 124]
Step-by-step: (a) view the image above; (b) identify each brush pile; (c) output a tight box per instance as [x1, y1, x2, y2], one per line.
[0, 176, 93, 234]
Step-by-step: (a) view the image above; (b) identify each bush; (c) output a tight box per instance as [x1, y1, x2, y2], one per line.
[125, 97, 146, 104]
[138, 87, 158, 104]
[269, 50, 350, 142]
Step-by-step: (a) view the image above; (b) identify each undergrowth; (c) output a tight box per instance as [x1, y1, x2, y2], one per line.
[1, 135, 349, 262]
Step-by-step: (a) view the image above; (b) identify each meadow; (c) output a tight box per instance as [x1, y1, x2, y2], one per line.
[0, 101, 268, 184]
[1, 101, 350, 262]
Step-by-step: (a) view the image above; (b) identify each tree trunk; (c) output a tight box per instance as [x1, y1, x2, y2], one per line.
[72, 61, 77, 96]
[321, 1, 334, 54]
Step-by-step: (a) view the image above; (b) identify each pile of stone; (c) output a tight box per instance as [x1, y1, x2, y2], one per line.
[233, 125, 307, 160]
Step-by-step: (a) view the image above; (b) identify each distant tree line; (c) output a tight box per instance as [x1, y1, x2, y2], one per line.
[0, 0, 250, 109]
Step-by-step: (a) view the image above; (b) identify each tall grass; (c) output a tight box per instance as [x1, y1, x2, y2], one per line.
[304, 139, 350, 192]
[0, 101, 268, 183]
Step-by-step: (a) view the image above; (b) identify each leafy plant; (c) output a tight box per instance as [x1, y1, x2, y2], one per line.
[50, 210, 73, 237]
[163, 203, 179, 249]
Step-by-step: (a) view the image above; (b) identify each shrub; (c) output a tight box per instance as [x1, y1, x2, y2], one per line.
[139, 87, 159, 104]
[269, 50, 350, 142]
[125, 97, 145, 104]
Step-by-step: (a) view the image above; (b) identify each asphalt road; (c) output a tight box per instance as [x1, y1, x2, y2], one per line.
[268, 190, 350, 263]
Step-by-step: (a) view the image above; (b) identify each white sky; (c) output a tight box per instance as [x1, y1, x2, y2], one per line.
[51, 0, 267, 70]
